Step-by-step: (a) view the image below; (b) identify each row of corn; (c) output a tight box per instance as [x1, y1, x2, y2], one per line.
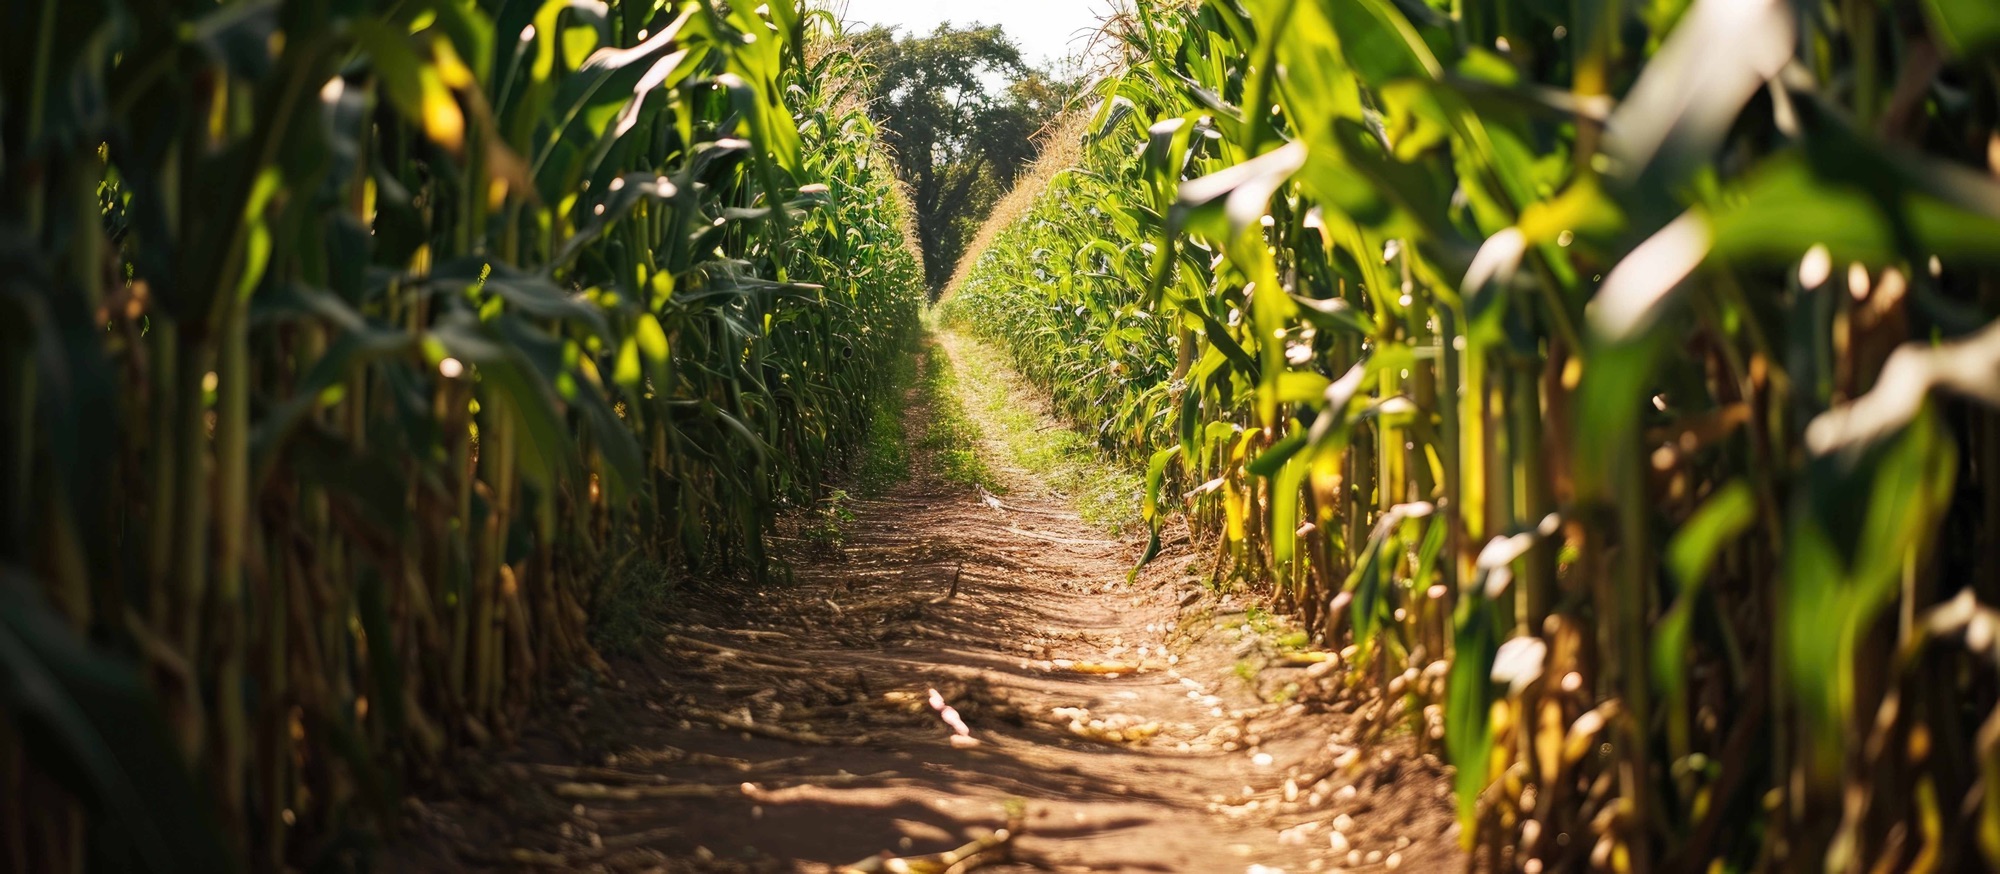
[947, 0, 2000, 870]
[0, 0, 921, 869]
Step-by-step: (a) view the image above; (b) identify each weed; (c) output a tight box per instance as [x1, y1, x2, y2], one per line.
[1233, 658, 1260, 691]
[936, 331, 1144, 535]
[855, 345, 919, 497]
[590, 560, 681, 657]
[804, 490, 858, 556]
[915, 338, 1003, 493]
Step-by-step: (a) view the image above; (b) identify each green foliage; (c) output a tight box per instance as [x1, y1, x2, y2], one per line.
[589, 559, 681, 657]
[915, 339, 1000, 493]
[1233, 658, 1259, 688]
[949, 0, 2000, 869]
[855, 340, 920, 496]
[944, 333, 1145, 533]
[0, 0, 921, 867]
[853, 23, 1076, 292]
[802, 489, 859, 555]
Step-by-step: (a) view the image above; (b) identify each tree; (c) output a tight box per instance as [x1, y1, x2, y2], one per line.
[853, 24, 1072, 295]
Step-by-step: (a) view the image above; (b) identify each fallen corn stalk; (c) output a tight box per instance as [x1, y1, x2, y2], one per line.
[495, 825, 683, 867]
[553, 771, 899, 801]
[1043, 659, 1165, 675]
[686, 707, 874, 745]
[837, 826, 1018, 874]
[662, 633, 814, 669]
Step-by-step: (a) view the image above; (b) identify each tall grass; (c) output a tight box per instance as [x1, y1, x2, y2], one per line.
[0, 1, 921, 869]
[947, 0, 2000, 870]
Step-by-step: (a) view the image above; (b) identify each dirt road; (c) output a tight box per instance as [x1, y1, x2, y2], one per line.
[391, 332, 1461, 873]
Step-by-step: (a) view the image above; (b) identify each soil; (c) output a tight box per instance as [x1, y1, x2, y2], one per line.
[387, 332, 1464, 873]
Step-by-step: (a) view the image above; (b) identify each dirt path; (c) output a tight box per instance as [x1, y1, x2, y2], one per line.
[392, 331, 1462, 873]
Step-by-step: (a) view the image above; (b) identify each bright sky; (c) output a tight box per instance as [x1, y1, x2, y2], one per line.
[825, 0, 1122, 69]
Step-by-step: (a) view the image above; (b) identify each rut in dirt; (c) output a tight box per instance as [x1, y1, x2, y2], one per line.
[394, 332, 1461, 873]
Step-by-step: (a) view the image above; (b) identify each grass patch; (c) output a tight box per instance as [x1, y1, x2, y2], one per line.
[1234, 658, 1260, 688]
[595, 344, 918, 655]
[854, 345, 918, 497]
[589, 558, 681, 656]
[916, 337, 1003, 493]
[939, 331, 1145, 535]
[802, 488, 858, 555]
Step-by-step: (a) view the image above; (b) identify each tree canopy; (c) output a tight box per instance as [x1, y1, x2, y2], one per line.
[853, 23, 1074, 295]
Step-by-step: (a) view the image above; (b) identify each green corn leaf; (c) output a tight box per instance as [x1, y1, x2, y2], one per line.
[1924, 0, 2000, 57]
[0, 571, 230, 874]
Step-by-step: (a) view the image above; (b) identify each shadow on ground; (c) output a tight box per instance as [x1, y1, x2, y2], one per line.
[387, 334, 1461, 874]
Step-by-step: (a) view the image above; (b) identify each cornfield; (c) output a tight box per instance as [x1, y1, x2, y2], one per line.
[946, 0, 2000, 870]
[0, 0, 920, 869]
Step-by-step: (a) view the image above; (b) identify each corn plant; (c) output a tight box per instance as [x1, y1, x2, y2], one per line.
[948, 0, 2000, 870]
[0, 0, 920, 869]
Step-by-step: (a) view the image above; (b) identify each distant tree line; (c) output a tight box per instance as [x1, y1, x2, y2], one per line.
[852, 23, 1080, 296]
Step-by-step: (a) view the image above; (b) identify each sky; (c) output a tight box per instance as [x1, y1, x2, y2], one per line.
[825, 0, 1123, 69]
